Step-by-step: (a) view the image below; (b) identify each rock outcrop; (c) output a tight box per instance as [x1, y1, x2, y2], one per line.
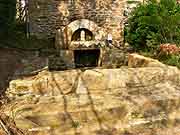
[1, 54, 180, 135]
[128, 53, 166, 68]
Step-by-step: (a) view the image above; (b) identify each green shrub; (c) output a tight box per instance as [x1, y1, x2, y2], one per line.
[125, 0, 180, 51]
[160, 54, 180, 68]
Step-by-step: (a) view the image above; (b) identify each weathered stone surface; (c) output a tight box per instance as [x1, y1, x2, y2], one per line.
[48, 47, 130, 70]
[29, 0, 127, 42]
[128, 53, 166, 68]
[69, 41, 104, 49]
[29, 0, 144, 47]
[8, 66, 180, 97]
[8, 70, 81, 96]
[48, 50, 75, 70]
[101, 48, 128, 68]
[0, 128, 5, 135]
[3, 63, 180, 135]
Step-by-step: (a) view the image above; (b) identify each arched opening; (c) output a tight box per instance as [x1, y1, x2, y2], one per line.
[74, 49, 100, 68]
[71, 28, 94, 41]
[60, 19, 100, 47]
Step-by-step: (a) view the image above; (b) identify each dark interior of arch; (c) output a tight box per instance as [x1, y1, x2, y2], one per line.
[74, 49, 100, 68]
[71, 28, 94, 41]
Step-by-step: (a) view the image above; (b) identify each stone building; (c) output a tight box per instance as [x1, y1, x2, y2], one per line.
[29, 0, 143, 44]
[28, 0, 142, 69]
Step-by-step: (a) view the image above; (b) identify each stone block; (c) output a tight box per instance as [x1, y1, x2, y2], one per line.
[4, 66, 180, 135]
[128, 53, 166, 68]
[48, 50, 75, 71]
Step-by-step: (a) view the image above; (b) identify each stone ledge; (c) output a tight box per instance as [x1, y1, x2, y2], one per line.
[128, 53, 166, 68]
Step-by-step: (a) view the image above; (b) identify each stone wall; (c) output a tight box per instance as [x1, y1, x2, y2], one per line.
[28, 0, 142, 46]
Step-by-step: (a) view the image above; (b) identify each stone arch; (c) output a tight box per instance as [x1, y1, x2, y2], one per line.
[55, 19, 104, 49]
[65, 19, 102, 45]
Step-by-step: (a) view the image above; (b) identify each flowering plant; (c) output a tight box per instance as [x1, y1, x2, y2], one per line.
[159, 43, 180, 55]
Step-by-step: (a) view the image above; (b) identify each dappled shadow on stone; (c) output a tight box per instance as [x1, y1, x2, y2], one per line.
[1, 60, 180, 135]
[0, 48, 22, 95]
[50, 72, 79, 134]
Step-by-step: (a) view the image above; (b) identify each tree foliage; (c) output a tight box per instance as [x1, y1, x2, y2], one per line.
[125, 0, 180, 51]
[0, 0, 16, 34]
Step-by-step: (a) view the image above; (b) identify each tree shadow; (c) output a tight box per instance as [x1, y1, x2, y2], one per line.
[50, 69, 112, 134]
[50, 72, 80, 134]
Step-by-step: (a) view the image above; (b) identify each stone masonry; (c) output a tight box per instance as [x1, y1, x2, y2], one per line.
[28, 0, 142, 46]
[28, 0, 143, 70]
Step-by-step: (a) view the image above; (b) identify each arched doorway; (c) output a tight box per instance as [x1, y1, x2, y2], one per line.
[64, 19, 101, 68]
[55, 19, 103, 68]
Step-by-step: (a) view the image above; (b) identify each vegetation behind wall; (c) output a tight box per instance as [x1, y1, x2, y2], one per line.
[125, 0, 180, 51]
[0, 0, 54, 50]
[0, 0, 16, 35]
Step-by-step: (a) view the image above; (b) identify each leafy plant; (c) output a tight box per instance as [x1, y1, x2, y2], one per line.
[125, 0, 180, 51]
[154, 43, 180, 68]
[160, 54, 180, 68]
[72, 121, 80, 128]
